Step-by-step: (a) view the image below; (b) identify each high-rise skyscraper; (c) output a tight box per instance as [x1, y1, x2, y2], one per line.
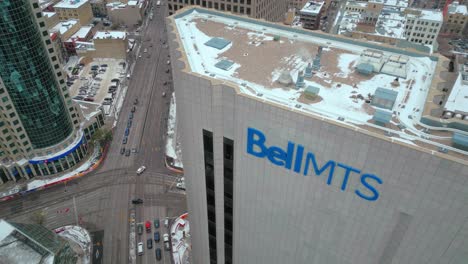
[0, 0, 103, 183]
[168, 7, 468, 264]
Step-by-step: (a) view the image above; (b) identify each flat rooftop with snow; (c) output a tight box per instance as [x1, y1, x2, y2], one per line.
[169, 8, 468, 161]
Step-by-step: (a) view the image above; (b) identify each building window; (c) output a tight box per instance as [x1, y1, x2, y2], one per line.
[203, 129, 217, 263]
[13, 120, 19, 125]
[33, 3, 39, 8]
[52, 56, 57, 61]
[224, 137, 234, 264]
[20, 134, 26, 139]
[48, 48, 54, 53]
[36, 12, 42, 18]
[2, 97, 8, 103]
[42, 30, 48, 36]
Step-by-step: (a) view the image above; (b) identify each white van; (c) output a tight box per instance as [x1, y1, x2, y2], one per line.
[137, 242, 144, 255]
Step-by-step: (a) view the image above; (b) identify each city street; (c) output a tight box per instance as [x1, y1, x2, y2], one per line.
[0, 2, 185, 264]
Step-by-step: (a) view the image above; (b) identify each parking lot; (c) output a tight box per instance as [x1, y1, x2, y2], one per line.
[68, 58, 126, 106]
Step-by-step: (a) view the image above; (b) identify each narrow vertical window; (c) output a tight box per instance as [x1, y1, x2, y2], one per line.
[223, 137, 234, 264]
[203, 130, 217, 263]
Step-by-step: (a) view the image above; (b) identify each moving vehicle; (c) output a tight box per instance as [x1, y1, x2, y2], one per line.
[154, 218, 160, 229]
[156, 1, 161, 6]
[155, 248, 162, 260]
[162, 92, 166, 97]
[131, 106, 136, 112]
[125, 127, 129, 136]
[120, 147, 125, 155]
[122, 137, 127, 144]
[137, 242, 144, 255]
[147, 238, 153, 249]
[132, 198, 143, 204]
[154, 231, 160, 242]
[125, 149, 131, 156]
[145, 221, 151, 232]
[144, 48, 148, 53]
[137, 166, 146, 175]
[131, 148, 137, 153]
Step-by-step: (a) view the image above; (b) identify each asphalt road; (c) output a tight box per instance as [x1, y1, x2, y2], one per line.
[0, 2, 186, 264]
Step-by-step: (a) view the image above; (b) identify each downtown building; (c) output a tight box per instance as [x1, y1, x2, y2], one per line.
[0, 0, 104, 183]
[166, 0, 289, 22]
[167, 7, 468, 264]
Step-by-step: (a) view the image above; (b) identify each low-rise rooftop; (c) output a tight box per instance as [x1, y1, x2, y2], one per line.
[170, 8, 468, 161]
[448, 1, 468, 15]
[51, 19, 79, 35]
[54, 0, 89, 9]
[300, 1, 325, 15]
[68, 25, 93, 41]
[94, 31, 126, 40]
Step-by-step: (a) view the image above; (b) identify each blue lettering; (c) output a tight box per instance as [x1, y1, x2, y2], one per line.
[303, 152, 336, 184]
[293, 144, 304, 173]
[337, 163, 361, 191]
[267, 146, 287, 166]
[247, 128, 267, 158]
[285, 142, 295, 170]
[355, 174, 383, 201]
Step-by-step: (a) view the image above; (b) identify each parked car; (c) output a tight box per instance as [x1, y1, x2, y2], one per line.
[131, 148, 137, 153]
[137, 224, 143, 235]
[162, 92, 166, 97]
[137, 242, 144, 255]
[127, 120, 132, 127]
[84, 97, 94, 102]
[132, 198, 143, 204]
[129, 112, 134, 119]
[101, 64, 108, 67]
[122, 137, 128, 144]
[145, 221, 151, 233]
[147, 238, 153, 249]
[155, 248, 161, 260]
[73, 96, 84, 100]
[154, 218, 160, 229]
[125, 149, 130, 156]
[137, 166, 146, 175]
[154, 231, 160, 242]
[120, 147, 125, 154]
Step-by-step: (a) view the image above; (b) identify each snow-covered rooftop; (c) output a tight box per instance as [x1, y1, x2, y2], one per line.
[448, 2, 468, 15]
[300, 1, 324, 15]
[94, 31, 126, 40]
[170, 8, 468, 158]
[371, 0, 409, 8]
[43, 12, 56, 18]
[128, 0, 139, 6]
[51, 20, 79, 35]
[69, 26, 93, 40]
[444, 67, 468, 114]
[54, 0, 89, 9]
[408, 9, 443, 22]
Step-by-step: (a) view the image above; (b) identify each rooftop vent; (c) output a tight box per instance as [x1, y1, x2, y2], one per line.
[204, 37, 231, 50]
[296, 71, 305, 89]
[214, 60, 234, 71]
[373, 109, 393, 126]
[277, 71, 293, 86]
[371, 88, 398, 110]
[304, 63, 313, 78]
[304, 85, 320, 99]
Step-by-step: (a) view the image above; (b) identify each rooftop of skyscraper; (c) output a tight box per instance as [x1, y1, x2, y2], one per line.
[169, 7, 468, 162]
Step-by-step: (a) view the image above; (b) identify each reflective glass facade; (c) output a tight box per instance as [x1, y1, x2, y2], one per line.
[0, 0, 73, 149]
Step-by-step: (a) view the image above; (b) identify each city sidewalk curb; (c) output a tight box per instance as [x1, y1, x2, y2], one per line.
[0, 143, 110, 202]
[165, 155, 184, 174]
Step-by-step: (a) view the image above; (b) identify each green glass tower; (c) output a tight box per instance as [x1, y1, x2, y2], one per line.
[0, 0, 73, 149]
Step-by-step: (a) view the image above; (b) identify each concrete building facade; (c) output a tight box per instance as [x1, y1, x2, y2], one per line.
[76, 31, 127, 59]
[299, 0, 325, 30]
[166, 0, 289, 22]
[442, 1, 468, 36]
[168, 7, 468, 264]
[106, 1, 143, 26]
[404, 8, 443, 47]
[54, 0, 94, 25]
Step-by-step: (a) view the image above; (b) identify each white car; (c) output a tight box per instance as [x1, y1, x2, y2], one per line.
[137, 242, 144, 255]
[136, 166, 146, 175]
[176, 182, 185, 190]
[163, 233, 169, 242]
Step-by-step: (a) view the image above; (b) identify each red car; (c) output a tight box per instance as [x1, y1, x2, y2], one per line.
[84, 97, 94, 102]
[145, 221, 151, 233]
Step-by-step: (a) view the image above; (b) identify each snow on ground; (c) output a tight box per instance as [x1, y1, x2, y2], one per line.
[166, 92, 183, 168]
[170, 213, 191, 264]
[55, 225, 92, 264]
[27, 145, 101, 190]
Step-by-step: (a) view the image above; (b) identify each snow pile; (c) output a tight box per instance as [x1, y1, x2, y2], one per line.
[55, 225, 92, 264]
[170, 213, 191, 264]
[165, 92, 183, 168]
